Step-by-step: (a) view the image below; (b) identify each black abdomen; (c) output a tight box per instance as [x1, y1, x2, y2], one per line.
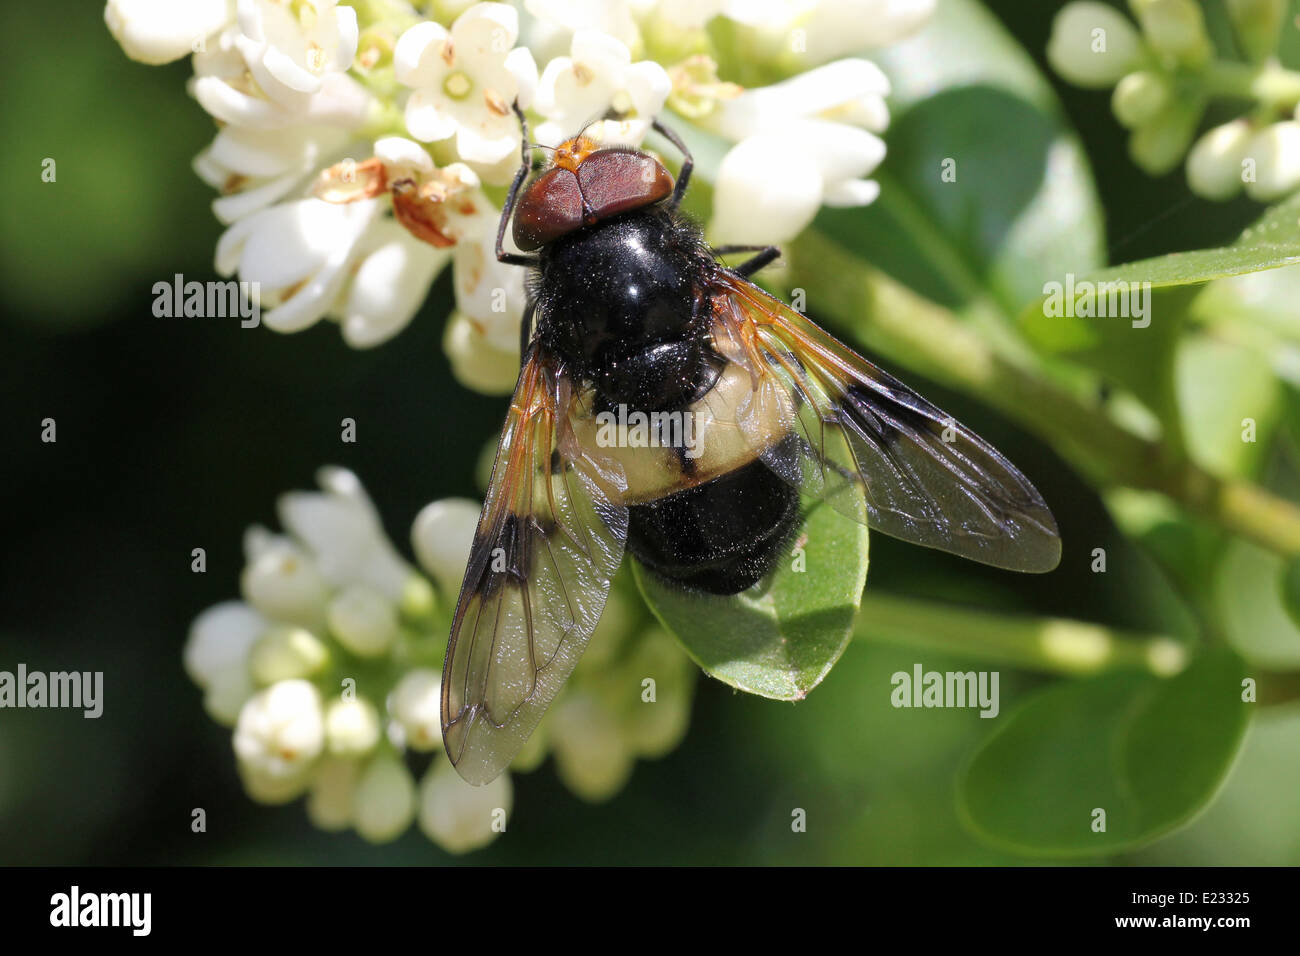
[627, 459, 801, 594]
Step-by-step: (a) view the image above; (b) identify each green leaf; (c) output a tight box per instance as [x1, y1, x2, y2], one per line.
[1175, 334, 1283, 478]
[632, 501, 868, 701]
[958, 649, 1250, 857]
[814, 0, 1104, 319]
[1021, 192, 1300, 331]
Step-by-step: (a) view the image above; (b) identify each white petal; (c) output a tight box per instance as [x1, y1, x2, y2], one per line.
[505, 46, 539, 110]
[339, 226, 448, 348]
[393, 20, 450, 87]
[709, 135, 824, 245]
[1244, 121, 1300, 201]
[451, 1, 521, 54]
[332, 5, 359, 71]
[405, 90, 458, 143]
[456, 123, 520, 165]
[184, 600, 264, 688]
[374, 136, 436, 175]
[623, 60, 672, 117]
[411, 497, 483, 597]
[822, 177, 881, 206]
[105, 0, 231, 65]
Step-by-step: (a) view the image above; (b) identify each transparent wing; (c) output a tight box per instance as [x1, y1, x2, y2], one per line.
[710, 273, 1061, 573]
[442, 347, 629, 785]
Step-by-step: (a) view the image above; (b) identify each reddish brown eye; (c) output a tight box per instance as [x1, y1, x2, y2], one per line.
[577, 152, 673, 223]
[512, 167, 585, 251]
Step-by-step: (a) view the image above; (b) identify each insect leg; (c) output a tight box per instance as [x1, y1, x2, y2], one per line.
[651, 118, 693, 209]
[518, 299, 537, 357]
[714, 245, 782, 277]
[497, 101, 541, 267]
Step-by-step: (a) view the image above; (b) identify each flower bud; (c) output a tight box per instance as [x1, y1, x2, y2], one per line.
[1131, 0, 1211, 64]
[248, 626, 330, 685]
[418, 760, 512, 854]
[548, 691, 633, 802]
[1111, 71, 1170, 128]
[307, 757, 360, 831]
[1129, 102, 1201, 175]
[390, 669, 444, 751]
[353, 753, 417, 843]
[203, 666, 255, 728]
[1186, 120, 1254, 200]
[1047, 3, 1142, 88]
[241, 541, 330, 627]
[443, 311, 521, 396]
[233, 680, 325, 785]
[1243, 121, 1300, 201]
[1225, 0, 1286, 64]
[184, 601, 263, 689]
[324, 696, 383, 758]
[411, 498, 482, 598]
[327, 585, 398, 657]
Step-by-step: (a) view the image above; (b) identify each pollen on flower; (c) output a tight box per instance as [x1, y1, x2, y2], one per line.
[312, 157, 387, 204]
[484, 88, 509, 117]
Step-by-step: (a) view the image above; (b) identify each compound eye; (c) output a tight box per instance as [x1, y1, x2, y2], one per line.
[512, 167, 584, 251]
[577, 151, 673, 222]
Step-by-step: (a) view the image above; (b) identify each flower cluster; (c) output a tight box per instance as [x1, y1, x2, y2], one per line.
[106, 0, 935, 393]
[1046, 1, 1300, 201]
[183, 468, 695, 850]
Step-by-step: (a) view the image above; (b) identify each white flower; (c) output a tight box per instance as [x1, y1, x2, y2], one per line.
[390, 668, 444, 752]
[711, 120, 885, 244]
[215, 197, 382, 334]
[233, 0, 359, 111]
[233, 679, 326, 783]
[418, 759, 512, 853]
[394, 3, 539, 166]
[1046, 2, 1142, 89]
[184, 601, 264, 725]
[705, 60, 890, 244]
[306, 756, 360, 830]
[278, 467, 417, 601]
[353, 753, 417, 843]
[724, 0, 937, 64]
[533, 30, 671, 148]
[1243, 121, 1300, 201]
[324, 696, 383, 757]
[191, 19, 372, 130]
[1186, 119, 1253, 200]
[105, 0, 233, 65]
[240, 533, 332, 626]
[411, 497, 482, 597]
[248, 625, 330, 684]
[327, 584, 399, 657]
[193, 124, 355, 224]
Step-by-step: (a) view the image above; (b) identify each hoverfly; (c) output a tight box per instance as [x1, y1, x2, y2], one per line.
[443, 107, 1061, 785]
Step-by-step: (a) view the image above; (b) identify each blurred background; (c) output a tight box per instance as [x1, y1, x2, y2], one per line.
[1, 0, 1297, 864]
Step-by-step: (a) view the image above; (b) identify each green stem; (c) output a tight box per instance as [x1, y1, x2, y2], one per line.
[1203, 60, 1300, 111]
[788, 229, 1300, 557]
[856, 592, 1188, 677]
